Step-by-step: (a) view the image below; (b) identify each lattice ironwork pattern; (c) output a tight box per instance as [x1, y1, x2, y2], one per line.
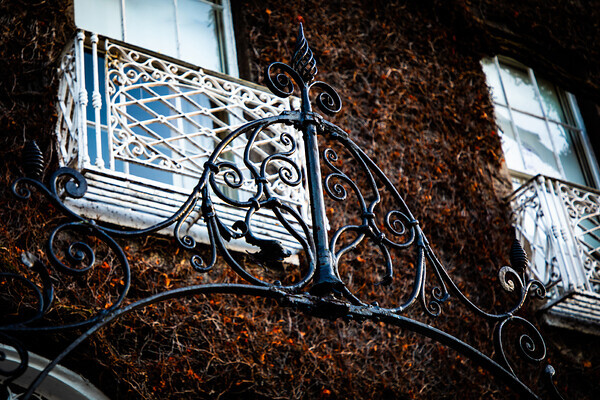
[2, 24, 567, 400]
[511, 175, 600, 296]
[55, 30, 308, 212]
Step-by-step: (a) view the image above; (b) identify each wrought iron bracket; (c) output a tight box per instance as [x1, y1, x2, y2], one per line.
[1, 24, 566, 399]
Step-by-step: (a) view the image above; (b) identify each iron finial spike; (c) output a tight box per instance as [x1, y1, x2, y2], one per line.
[292, 22, 317, 84]
[293, 22, 305, 57]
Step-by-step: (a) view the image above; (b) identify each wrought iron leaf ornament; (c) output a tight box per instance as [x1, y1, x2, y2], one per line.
[291, 23, 318, 84]
[1, 24, 567, 400]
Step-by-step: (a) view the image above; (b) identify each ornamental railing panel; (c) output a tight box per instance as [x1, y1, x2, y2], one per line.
[54, 30, 308, 252]
[2, 24, 569, 399]
[510, 175, 600, 325]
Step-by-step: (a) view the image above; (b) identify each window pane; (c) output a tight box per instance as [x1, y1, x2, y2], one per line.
[495, 107, 524, 171]
[483, 57, 594, 187]
[178, 0, 223, 71]
[481, 59, 506, 105]
[125, 0, 178, 60]
[513, 111, 561, 178]
[499, 63, 543, 116]
[549, 123, 586, 185]
[537, 76, 567, 123]
[75, 0, 123, 40]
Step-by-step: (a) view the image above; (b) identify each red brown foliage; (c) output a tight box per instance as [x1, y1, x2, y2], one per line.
[1, 0, 599, 399]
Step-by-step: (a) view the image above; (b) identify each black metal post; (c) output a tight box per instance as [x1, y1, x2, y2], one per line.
[300, 87, 343, 295]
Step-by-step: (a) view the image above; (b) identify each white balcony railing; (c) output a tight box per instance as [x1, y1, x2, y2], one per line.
[54, 31, 308, 253]
[510, 175, 600, 329]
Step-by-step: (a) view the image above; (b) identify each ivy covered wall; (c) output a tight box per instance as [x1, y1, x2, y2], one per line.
[0, 0, 598, 398]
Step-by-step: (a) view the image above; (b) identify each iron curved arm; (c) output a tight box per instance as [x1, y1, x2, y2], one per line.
[15, 283, 556, 400]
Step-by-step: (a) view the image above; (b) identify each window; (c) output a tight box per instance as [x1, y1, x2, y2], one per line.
[54, 1, 308, 253]
[74, 0, 237, 75]
[482, 57, 600, 187]
[490, 57, 600, 329]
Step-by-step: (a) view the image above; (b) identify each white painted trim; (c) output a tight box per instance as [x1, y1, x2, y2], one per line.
[65, 167, 305, 255]
[220, 0, 239, 77]
[567, 93, 600, 188]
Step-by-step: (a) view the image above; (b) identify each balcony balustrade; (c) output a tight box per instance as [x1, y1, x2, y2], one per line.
[54, 30, 308, 253]
[510, 175, 600, 330]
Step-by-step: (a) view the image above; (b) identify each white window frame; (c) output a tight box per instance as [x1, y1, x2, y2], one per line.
[483, 56, 600, 188]
[74, 0, 239, 77]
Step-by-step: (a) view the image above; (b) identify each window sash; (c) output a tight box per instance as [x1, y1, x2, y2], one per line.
[74, 0, 237, 76]
[482, 56, 599, 187]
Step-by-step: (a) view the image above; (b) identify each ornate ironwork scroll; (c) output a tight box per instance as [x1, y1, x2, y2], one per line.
[1, 24, 566, 399]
